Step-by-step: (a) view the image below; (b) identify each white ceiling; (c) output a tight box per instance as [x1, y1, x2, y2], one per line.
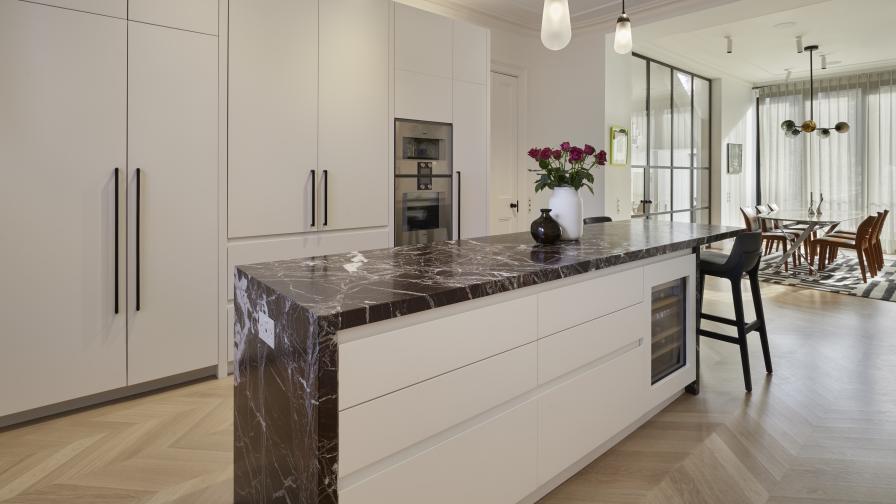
[634, 0, 896, 84]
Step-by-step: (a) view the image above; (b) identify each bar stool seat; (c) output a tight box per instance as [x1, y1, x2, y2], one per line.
[697, 231, 772, 392]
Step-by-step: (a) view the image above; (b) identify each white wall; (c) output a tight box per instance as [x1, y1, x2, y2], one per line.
[711, 76, 756, 227]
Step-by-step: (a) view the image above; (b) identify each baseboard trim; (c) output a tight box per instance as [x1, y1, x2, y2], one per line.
[518, 390, 684, 504]
[0, 366, 219, 430]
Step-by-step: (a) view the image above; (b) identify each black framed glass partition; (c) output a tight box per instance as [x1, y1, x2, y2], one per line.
[630, 54, 711, 223]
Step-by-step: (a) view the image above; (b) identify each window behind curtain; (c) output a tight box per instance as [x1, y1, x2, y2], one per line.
[758, 70, 896, 253]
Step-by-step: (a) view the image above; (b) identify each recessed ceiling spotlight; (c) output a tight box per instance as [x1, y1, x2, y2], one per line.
[773, 21, 796, 29]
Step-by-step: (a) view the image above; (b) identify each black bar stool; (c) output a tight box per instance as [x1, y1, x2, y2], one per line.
[698, 231, 772, 392]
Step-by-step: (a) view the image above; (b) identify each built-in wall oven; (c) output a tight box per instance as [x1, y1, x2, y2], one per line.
[394, 119, 453, 246]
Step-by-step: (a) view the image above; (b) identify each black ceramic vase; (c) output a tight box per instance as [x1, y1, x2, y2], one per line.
[530, 209, 562, 245]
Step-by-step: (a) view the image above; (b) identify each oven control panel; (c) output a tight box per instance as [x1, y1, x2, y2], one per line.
[417, 162, 432, 190]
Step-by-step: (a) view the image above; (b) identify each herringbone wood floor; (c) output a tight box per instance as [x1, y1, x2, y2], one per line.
[2, 277, 895, 503]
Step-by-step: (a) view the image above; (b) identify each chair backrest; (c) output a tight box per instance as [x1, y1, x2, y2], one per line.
[755, 205, 773, 231]
[875, 210, 889, 241]
[855, 215, 878, 245]
[725, 231, 764, 274]
[583, 216, 612, 224]
[769, 203, 780, 212]
[740, 207, 760, 232]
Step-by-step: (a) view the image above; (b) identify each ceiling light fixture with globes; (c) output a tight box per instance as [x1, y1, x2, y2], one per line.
[780, 43, 849, 139]
[541, 0, 571, 50]
[614, 0, 633, 54]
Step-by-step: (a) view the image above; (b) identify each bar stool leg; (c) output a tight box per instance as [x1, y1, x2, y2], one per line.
[730, 278, 752, 392]
[748, 269, 772, 374]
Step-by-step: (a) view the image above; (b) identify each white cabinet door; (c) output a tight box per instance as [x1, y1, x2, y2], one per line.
[453, 20, 488, 85]
[228, 0, 318, 238]
[318, 0, 389, 231]
[453, 80, 488, 239]
[127, 22, 219, 384]
[31, 0, 127, 18]
[128, 0, 218, 34]
[394, 3, 452, 79]
[0, 1, 127, 416]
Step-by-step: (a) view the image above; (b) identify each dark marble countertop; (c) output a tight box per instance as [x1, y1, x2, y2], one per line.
[236, 220, 742, 332]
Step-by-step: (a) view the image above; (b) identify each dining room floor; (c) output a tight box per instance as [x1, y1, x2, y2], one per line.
[2, 278, 896, 503]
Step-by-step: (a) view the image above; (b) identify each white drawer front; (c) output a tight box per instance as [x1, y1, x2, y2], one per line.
[340, 343, 536, 477]
[538, 345, 646, 485]
[339, 295, 537, 409]
[538, 303, 645, 384]
[339, 400, 538, 504]
[538, 267, 643, 337]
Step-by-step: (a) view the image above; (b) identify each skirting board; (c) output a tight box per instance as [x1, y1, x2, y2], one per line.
[0, 366, 219, 429]
[518, 390, 684, 504]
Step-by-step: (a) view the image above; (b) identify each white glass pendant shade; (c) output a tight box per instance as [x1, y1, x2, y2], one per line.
[614, 14, 632, 54]
[541, 0, 571, 51]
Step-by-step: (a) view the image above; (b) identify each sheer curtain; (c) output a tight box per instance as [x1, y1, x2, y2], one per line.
[758, 70, 896, 253]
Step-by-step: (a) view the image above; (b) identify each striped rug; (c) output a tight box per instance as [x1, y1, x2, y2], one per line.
[757, 251, 896, 302]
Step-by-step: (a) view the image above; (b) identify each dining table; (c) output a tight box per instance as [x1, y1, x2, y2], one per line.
[758, 210, 865, 273]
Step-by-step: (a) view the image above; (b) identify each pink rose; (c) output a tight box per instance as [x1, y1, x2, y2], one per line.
[568, 147, 585, 162]
[560, 141, 571, 152]
[583, 144, 596, 155]
[539, 147, 553, 161]
[552, 149, 562, 160]
[596, 150, 608, 165]
[527, 148, 540, 159]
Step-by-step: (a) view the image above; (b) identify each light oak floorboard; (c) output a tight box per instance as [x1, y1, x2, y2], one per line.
[1, 278, 895, 503]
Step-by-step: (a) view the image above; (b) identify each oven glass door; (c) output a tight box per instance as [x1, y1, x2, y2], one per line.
[395, 177, 452, 245]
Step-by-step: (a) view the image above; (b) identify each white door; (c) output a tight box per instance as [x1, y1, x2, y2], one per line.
[490, 72, 522, 235]
[318, 0, 389, 232]
[0, 1, 127, 416]
[127, 22, 219, 384]
[228, 0, 318, 238]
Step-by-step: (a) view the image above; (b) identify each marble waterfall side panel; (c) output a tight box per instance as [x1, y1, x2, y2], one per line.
[234, 267, 339, 504]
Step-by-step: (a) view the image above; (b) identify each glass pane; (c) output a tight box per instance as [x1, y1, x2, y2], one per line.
[672, 169, 690, 211]
[695, 209, 710, 224]
[694, 169, 710, 207]
[651, 277, 687, 384]
[649, 168, 671, 214]
[694, 77, 710, 168]
[631, 167, 644, 215]
[631, 58, 648, 167]
[672, 71, 692, 167]
[656, 213, 671, 221]
[673, 211, 691, 222]
[649, 63, 672, 167]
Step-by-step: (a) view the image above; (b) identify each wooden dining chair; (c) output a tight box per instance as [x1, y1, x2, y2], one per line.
[754, 205, 801, 263]
[741, 206, 796, 271]
[827, 210, 889, 271]
[813, 215, 878, 282]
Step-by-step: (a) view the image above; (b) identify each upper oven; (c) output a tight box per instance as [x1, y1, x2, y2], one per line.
[395, 119, 452, 176]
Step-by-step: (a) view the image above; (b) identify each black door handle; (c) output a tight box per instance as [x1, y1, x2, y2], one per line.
[456, 171, 461, 241]
[114, 167, 119, 314]
[322, 169, 328, 227]
[135, 168, 141, 312]
[310, 169, 316, 227]
[510, 200, 519, 210]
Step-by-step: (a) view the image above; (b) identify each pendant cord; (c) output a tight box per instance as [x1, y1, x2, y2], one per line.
[809, 49, 814, 122]
[622, 0, 626, 14]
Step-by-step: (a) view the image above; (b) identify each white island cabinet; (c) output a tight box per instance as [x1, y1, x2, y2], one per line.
[336, 252, 696, 503]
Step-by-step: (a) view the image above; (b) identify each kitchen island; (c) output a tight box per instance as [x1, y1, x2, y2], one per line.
[233, 220, 741, 504]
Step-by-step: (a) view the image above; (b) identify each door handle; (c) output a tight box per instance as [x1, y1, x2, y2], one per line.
[456, 171, 461, 241]
[114, 167, 120, 314]
[322, 169, 328, 227]
[510, 200, 519, 210]
[135, 168, 142, 312]
[310, 169, 316, 227]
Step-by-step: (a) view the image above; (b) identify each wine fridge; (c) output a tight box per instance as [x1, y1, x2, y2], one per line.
[650, 277, 687, 384]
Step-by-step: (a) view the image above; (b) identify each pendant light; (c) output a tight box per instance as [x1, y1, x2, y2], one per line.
[780, 44, 849, 138]
[614, 0, 633, 54]
[541, 0, 571, 51]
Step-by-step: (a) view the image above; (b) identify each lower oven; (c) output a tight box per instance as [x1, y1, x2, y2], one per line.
[394, 175, 453, 246]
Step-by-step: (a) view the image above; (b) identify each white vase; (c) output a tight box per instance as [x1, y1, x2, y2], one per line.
[548, 186, 583, 240]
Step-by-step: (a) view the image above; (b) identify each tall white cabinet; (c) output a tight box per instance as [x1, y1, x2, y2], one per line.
[0, 1, 128, 417]
[0, 0, 219, 421]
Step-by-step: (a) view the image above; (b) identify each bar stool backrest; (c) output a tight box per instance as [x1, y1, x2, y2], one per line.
[725, 231, 764, 275]
[740, 207, 761, 232]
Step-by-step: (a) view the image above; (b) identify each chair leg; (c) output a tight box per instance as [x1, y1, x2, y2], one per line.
[876, 242, 885, 270]
[857, 248, 868, 282]
[818, 244, 827, 270]
[865, 247, 878, 278]
[730, 278, 752, 393]
[748, 269, 772, 374]
[782, 241, 789, 273]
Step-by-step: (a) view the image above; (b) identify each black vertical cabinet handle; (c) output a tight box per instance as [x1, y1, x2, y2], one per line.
[322, 169, 328, 227]
[310, 170, 316, 227]
[456, 171, 461, 241]
[114, 167, 119, 314]
[136, 168, 141, 312]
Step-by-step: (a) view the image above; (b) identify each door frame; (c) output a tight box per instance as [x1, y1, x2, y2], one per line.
[490, 61, 530, 234]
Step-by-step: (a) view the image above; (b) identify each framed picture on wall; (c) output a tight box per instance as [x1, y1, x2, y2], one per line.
[727, 143, 743, 174]
[609, 126, 629, 166]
